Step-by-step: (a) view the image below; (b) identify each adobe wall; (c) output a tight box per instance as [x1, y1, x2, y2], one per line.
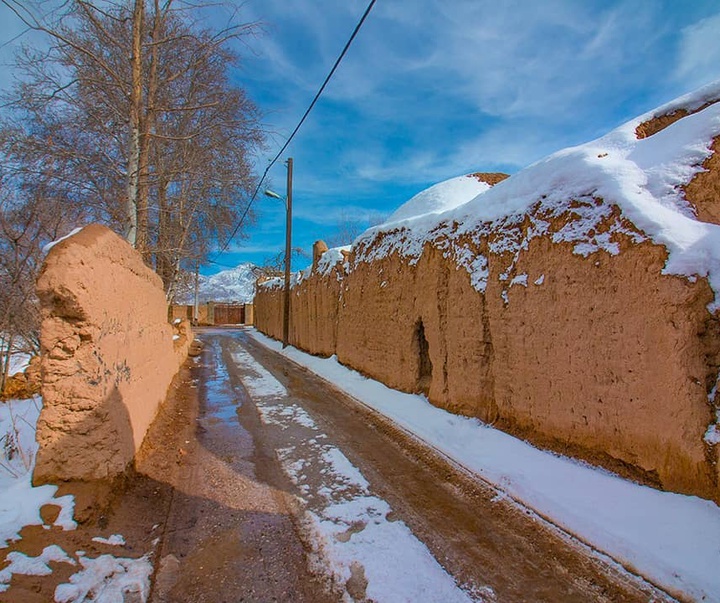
[255, 122, 720, 502]
[169, 304, 211, 324]
[685, 138, 720, 225]
[255, 272, 340, 356]
[258, 234, 719, 501]
[337, 236, 719, 495]
[335, 246, 496, 419]
[483, 236, 718, 499]
[254, 283, 284, 341]
[34, 224, 192, 483]
[169, 303, 255, 326]
[290, 272, 341, 357]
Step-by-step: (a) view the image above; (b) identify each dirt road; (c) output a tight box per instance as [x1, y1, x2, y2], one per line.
[141, 329, 332, 603]
[0, 327, 675, 601]
[146, 327, 670, 602]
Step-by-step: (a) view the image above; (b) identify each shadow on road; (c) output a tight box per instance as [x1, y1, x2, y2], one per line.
[0, 328, 332, 603]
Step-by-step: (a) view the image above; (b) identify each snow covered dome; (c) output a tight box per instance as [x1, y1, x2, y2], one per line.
[385, 173, 507, 225]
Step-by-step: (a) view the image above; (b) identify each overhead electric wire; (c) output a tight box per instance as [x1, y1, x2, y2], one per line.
[214, 0, 377, 257]
[0, 27, 31, 50]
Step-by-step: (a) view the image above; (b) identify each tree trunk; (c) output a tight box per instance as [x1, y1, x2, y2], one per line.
[137, 0, 162, 260]
[1, 334, 15, 394]
[126, 0, 144, 247]
[156, 178, 173, 292]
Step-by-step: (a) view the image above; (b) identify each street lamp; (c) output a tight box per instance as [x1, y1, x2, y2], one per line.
[264, 157, 293, 348]
[264, 190, 282, 200]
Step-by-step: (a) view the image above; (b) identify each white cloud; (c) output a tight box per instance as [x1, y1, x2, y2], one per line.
[675, 11, 720, 89]
[293, 199, 386, 226]
[268, 1, 720, 197]
[351, 120, 561, 186]
[315, 0, 659, 119]
[225, 241, 282, 254]
[4, 0, 719, 267]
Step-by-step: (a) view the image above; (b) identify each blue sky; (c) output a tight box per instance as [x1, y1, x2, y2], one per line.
[2, 1, 720, 274]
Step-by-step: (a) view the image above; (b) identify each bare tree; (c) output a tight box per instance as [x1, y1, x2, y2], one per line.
[325, 210, 385, 248]
[0, 174, 80, 390]
[127, 0, 144, 247]
[0, 0, 263, 295]
[260, 247, 308, 277]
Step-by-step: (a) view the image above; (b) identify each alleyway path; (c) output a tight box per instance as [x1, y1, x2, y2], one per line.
[145, 329, 331, 603]
[0, 327, 681, 602]
[146, 327, 670, 603]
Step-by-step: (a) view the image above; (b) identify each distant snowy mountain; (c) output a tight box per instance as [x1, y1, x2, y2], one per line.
[194, 262, 257, 303]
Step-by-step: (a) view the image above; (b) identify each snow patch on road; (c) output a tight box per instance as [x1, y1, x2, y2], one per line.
[91, 534, 126, 547]
[0, 397, 77, 548]
[250, 329, 720, 602]
[0, 545, 75, 592]
[0, 396, 155, 602]
[319, 447, 370, 493]
[281, 436, 482, 602]
[246, 356, 486, 602]
[302, 505, 488, 603]
[0, 541, 154, 603]
[256, 402, 319, 431]
[230, 347, 288, 398]
[54, 553, 153, 603]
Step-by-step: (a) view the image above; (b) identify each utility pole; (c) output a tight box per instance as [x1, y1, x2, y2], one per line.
[193, 261, 200, 324]
[283, 158, 293, 348]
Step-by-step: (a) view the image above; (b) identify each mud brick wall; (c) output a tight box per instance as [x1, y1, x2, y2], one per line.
[257, 236, 720, 502]
[254, 281, 284, 342]
[255, 122, 720, 503]
[34, 224, 192, 483]
[255, 267, 341, 357]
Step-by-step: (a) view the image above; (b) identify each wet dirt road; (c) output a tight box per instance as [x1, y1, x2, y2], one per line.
[0, 327, 676, 602]
[147, 327, 673, 603]
[145, 330, 332, 603]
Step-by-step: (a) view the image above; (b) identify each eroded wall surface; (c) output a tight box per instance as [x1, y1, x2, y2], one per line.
[257, 232, 720, 501]
[255, 282, 284, 342]
[255, 268, 341, 356]
[255, 124, 720, 502]
[34, 224, 191, 483]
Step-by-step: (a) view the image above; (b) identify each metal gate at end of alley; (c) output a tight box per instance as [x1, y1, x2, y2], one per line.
[169, 302, 254, 326]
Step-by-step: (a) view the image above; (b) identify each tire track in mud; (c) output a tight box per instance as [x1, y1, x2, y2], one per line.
[146, 332, 333, 603]
[232, 329, 676, 603]
[228, 341, 485, 602]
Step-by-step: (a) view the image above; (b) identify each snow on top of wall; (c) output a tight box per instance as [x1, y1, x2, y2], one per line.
[316, 245, 350, 276]
[641, 79, 720, 121]
[384, 175, 492, 224]
[258, 276, 283, 291]
[259, 272, 310, 290]
[256, 246, 350, 291]
[41, 227, 84, 254]
[352, 79, 720, 308]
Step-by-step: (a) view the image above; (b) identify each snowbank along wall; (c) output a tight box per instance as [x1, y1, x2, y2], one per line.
[256, 99, 720, 503]
[34, 224, 192, 483]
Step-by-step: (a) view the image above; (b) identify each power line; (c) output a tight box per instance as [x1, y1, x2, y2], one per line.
[0, 26, 31, 50]
[214, 0, 378, 258]
[0, 0, 41, 30]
